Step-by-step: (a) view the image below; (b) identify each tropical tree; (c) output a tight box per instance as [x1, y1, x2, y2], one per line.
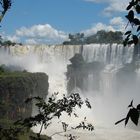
[63, 33, 85, 45]
[124, 0, 140, 46]
[0, 0, 12, 22]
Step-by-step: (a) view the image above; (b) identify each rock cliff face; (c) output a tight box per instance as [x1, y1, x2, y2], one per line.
[66, 53, 139, 97]
[0, 72, 49, 120]
[67, 53, 104, 94]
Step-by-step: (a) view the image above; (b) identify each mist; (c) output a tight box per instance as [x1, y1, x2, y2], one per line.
[0, 44, 140, 140]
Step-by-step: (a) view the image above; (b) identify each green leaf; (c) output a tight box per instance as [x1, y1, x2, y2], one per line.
[85, 98, 92, 109]
[133, 35, 139, 45]
[126, 4, 133, 10]
[128, 40, 134, 45]
[115, 118, 126, 125]
[35, 103, 43, 108]
[136, 5, 140, 14]
[126, 34, 131, 39]
[125, 31, 131, 35]
[126, 10, 134, 22]
[128, 100, 133, 108]
[137, 26, 140, 32]
[125, 110, 130, 126]
[129, 108, 139, 126]
[126, 1, 135, 11]
[137, 104, 140, 110]
[34, 96, 42, 101]
[24, 97, 33, 103]
[133, 18, 140, 25]
[123, 40, 127, 47]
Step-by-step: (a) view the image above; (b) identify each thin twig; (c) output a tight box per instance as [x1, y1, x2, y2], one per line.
[50, 128, 73, 137]
[39, 122, 44, 136]
[125, 21, 130, 30]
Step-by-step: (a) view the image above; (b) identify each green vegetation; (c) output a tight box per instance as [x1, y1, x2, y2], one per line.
[0, 65, 30, 77]
[1, 40, 16, 46]
[85, 30, 123, 44]
[123, 0, 140, 46]
[0, 66, 93, 140]
[0, 0, 12, 22]
[0, 65, 49, 122]
[0, 93, 93, 140]
[63, 33, 85, 45]
[63, 30, 123, 45]
[0, 36, 22, 46]
[0, 118, 14, 127]
[0, 71, 32, 77]
[0, 65, 5, 74]
[0, 118, 51, 140]
[115, 100, 140, 126]
[0, 1, 140, 140]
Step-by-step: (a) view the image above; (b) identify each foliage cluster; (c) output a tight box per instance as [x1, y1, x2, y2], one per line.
[124, 0, 140, 46]
[0, 36, 22, 46]
[63, 30, 123, 45]
[0, 93, 94, 140]
[0, 65, 5, 74]
[0, 0, 11, 22]
[115, 100, 140, 126]
[85, 30, 123, 44]
[0, 64, 28, 74]
[0, 65, 28, 76]
[63, 33, 85, 45]
[0, 120, 50, 140]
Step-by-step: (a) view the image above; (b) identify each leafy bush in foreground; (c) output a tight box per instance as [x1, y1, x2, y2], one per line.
[0, 93, 94, 140]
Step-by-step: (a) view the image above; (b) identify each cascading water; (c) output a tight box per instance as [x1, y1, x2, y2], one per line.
[82, 44, 133, 65]
[0, 43, 140, 140]
[0, 44, 80, 95]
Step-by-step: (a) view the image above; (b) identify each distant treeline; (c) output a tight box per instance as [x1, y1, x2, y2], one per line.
[63, 30, 123, 45]
[0, 36, 22, 46]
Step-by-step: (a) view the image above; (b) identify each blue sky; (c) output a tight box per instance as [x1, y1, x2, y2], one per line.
[0, 0, 128, 44]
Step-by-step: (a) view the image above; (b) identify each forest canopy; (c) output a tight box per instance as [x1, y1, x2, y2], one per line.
[63, 30, 123, 45]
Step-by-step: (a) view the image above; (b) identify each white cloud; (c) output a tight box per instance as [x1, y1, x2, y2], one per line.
[110, 17, 126, 31]
[82, 22, 115, 36]
[85, 0, 128, 16]
[110, 17, 124, 26]
[16, 24, 68, 44]
[2, 35, 20, 42]
[82, 17, 125, 36]
[25, 39, 38, 45]
[3, 17, 126, 44]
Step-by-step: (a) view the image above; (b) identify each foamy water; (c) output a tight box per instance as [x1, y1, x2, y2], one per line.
[0, 44, 140, 139]
[51, 128, 140, 140]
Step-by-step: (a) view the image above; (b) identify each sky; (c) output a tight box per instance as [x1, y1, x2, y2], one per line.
[0, 0, 129, 44]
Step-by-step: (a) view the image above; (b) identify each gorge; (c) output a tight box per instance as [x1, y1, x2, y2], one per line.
[0, 43, 140, 140]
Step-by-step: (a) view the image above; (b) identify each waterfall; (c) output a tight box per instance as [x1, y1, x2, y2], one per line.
[1, 44, 140, 140]
[82, 44, 134, 65]
[0, 43, 134, 65]
[81, 44, 134, 95]
[0, 44, 81, 96]
[0, 44, 134, 95]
